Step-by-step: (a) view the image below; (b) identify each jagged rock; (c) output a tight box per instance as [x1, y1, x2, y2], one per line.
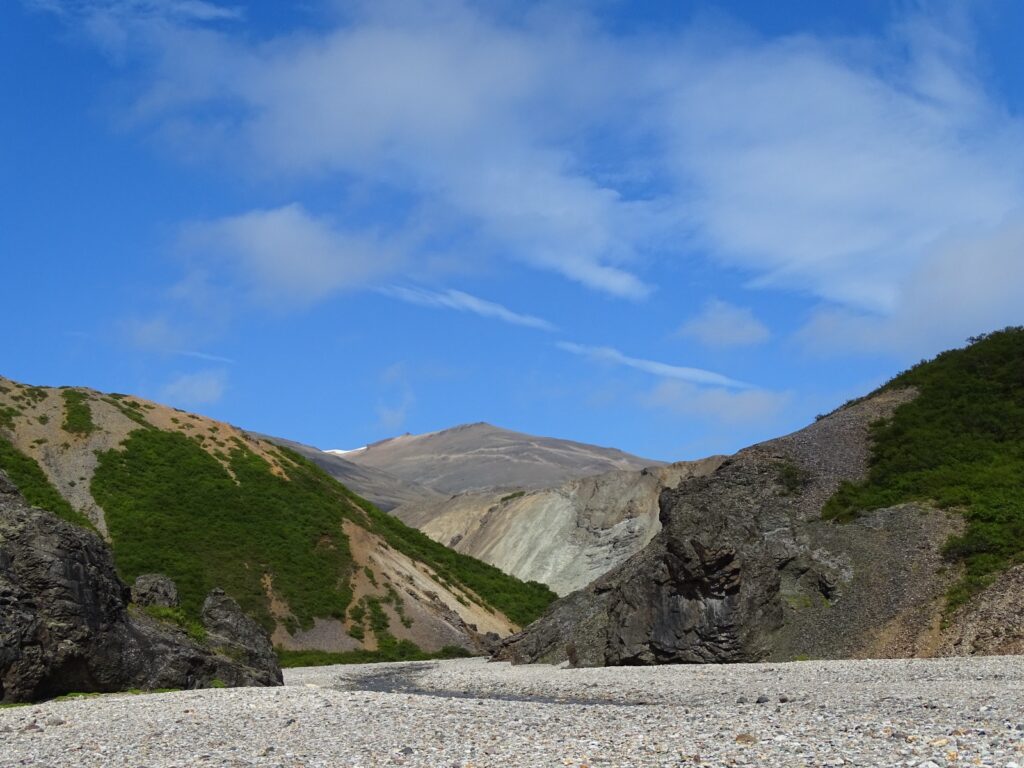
[202, 589, 280, 676]
[0, 471, 281, 702]
[496, 389, 965, 666]
[132, 574, 179, 608]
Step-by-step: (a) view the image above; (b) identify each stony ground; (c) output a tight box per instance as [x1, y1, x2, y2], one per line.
[1, 656, 1022, 767]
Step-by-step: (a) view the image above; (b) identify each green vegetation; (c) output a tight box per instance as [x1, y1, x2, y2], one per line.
[276, 645, 474, 668]
[776, 461, 811, 496]
[0, 404, 21, 430]
[500, 490, 526, 503]
[92, 429, 356, 630]
[0, 435, 94, 530]
[275, 446, 558, 626]
[142, 605, 208, 644]
[61, 390, 96, 436]
[823, 327, 1024, 609]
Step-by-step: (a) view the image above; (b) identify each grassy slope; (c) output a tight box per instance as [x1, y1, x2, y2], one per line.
[90, 430, 556, 633]
[823, 327, 1024, 608]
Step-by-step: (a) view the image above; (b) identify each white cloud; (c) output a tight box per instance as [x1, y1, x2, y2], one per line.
[183, 204, 401, 306]
[640, 380, 791, 426]
[799, 214, 1024, 357]
[160, 368, 227, 406]
[38, 2, 1024, 351]
[381, 286, 556, 331]
[557, 342, 748, 389]
[677, 299, 770, 347]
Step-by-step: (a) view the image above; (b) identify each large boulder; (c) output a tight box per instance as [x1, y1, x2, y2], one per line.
[131, 573, 179, 608]
[0, 471, 281, 702]
[201, 589, 280, 677]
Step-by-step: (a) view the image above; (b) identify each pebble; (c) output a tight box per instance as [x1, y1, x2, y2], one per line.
[0, 656, 1021, 767]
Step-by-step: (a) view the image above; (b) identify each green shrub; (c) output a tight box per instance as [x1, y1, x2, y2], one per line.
[61, 390, 96, 436]
[143, 605, 208, 644]
[822, 327, 1024, 610]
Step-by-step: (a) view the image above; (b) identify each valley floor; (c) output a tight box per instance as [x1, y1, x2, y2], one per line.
[1, 656, 1022, 767]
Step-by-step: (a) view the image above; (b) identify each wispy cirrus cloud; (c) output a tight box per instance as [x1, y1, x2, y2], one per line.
[32, 0, 1024, 356]
[381, 286, 556, 331]
[557, 342, 748, 389]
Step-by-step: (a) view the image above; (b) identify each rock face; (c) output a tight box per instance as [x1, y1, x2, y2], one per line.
[394, 457, 725, 595]
[131, 574, 179, 608]
[0, 472, 281, 702]
[202, 589, 281, 676]
[496, 389, 974, 666]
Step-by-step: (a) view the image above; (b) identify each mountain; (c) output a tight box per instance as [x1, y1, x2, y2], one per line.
[341, 422, 661, 494]
[0, 376, 555, 664]
[255, 433, 442, 512]
[394, 456, 725, 596]
[497, 329, 1024, 665]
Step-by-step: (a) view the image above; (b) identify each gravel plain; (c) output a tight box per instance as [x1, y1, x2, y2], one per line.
[1, 656, 1022, 767]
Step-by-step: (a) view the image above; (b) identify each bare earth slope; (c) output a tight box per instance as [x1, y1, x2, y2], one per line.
[342, 422, 661, 494]
[255, 433, 442, 512]
[0, 375, 521, 657]
[394, 456, 725, 595]
[497, 388, 1017, 665]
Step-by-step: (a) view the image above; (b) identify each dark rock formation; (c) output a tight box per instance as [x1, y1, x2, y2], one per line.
[131, 574, 179, 608]
[201, 589, 280, 676]
[496, 389, 964, 666]
[0, 472, 281, 702]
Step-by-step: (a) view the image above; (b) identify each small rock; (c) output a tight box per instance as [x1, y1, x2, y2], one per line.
[736, 696, 748, 704]
[755, 695, 770, 704]
[779, 695, 790, 703]
[45, 716, 65, 726]
[20, 720, 42, 733]
[401, 747, 414, 755]
[735, 733, 757, 745]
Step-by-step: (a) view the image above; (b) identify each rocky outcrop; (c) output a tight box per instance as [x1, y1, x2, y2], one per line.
[201, 589, 281, 676]
[496, 389, 971, 666]
[131, 573, 179, 608]
[0, 472, 281, 702]
[394, 457, 725, 595]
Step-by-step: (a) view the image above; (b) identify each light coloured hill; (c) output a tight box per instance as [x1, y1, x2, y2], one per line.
[342, 422, 661, 494]
[256, 433, 442, 512]
[394, 457, 725, 595]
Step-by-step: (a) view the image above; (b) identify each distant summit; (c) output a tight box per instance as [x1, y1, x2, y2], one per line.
[341, 421, 661, 495]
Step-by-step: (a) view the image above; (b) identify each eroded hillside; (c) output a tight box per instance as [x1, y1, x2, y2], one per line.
[0, 376, 555, 660]
[394, 456, 725, 595]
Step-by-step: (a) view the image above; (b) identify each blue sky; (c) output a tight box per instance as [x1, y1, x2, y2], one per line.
[3, 0, 1024, 461]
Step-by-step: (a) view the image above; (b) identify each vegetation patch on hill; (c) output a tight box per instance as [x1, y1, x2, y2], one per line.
[91, 431, 556, 637]
[823, 327, 1024, 608]
[91, 429, 357, 629]
[275, 447, 558, 626]
[61, 390, 96, 436]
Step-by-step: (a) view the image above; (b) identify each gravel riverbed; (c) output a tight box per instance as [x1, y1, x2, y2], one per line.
[1, 656, 1022, 767]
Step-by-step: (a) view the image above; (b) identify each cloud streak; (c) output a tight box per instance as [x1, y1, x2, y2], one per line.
[557, 342, 748, 389]
[381, 286, 556, 331]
